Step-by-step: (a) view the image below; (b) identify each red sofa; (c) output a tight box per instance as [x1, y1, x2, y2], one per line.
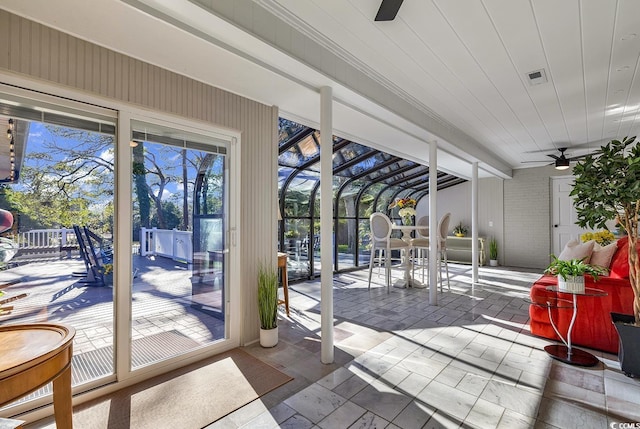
[529, 236, 636, 354]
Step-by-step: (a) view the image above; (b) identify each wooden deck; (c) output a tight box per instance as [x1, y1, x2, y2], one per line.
[0, 254, 225, 394]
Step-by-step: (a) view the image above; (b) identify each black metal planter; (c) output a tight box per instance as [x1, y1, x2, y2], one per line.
[611, 312, 640, 377]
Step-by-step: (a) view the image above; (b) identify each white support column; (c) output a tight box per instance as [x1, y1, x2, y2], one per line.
[429, 141, 438, 306]
[471, 162, 479, 284]
[320, 86, 334, 364]
[115, 110, 134, 379]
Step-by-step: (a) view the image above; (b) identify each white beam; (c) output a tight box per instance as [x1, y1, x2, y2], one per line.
[472, 162, 479, 284]
[320, 86, 334, 364]
[429, 141, 438, 305]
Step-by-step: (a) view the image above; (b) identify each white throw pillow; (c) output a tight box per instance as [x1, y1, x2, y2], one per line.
[590, 241, 617, 269]
[558, 238, 595, 263]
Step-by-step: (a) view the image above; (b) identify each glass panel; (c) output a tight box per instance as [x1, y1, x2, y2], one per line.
[337, 181, 366, 216]
[336, 217, 355, 269]
[336, 180, 366, 269]
[278, 118, 307, 147]
[332, 142, 372, 169]
[377, 187, 398, 215]
[285, 218, 310, 281]
[359, 183, 386, 218]
[0, 107, 116, 405]
[284, 172, 318, 218]
[279, 132, 319, 168]
[278, 166, 295, 189]
[344, 152, 389, 177]
[359, 218, 372, 267]
[131, 122, 228, 370]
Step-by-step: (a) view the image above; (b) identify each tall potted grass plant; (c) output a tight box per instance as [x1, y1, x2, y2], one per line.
[489, 238, 498, 266]
[258, 262, 279, 347]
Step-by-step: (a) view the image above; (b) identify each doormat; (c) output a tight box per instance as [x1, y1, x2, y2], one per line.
[35, 348, 293, 429]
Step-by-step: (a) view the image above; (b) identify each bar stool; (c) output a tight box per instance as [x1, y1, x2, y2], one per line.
[277, 252, 289, 316]
[410, 212, 451, 291]
[367, 212, 410, 292]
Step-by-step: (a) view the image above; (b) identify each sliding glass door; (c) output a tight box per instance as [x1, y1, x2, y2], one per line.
[0, 89, 117, 404]
[130, 120, 230, 369]
[0, 85, 240, 418]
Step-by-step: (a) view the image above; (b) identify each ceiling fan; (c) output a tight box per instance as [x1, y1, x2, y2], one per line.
[522, 147, 589, 170]
[375, 0, 404, 21]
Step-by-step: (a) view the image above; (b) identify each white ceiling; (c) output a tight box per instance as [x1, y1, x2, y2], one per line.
[3, 0, 640, 180]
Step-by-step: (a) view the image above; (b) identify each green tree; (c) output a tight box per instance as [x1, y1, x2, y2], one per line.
[571, 136, 640, 324]
[6, 124, 112, 231]
[133, 142, 151, 229]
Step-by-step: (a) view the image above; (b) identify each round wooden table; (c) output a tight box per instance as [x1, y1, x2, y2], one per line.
[0, 324, 75, 428]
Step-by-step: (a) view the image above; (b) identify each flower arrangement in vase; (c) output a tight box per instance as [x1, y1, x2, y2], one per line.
[389, 197, 417, 225]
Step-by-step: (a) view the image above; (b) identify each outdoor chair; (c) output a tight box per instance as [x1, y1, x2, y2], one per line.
[73, 225, 111, 286]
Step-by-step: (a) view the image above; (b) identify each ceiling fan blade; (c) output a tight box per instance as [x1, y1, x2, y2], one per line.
[567, 154, 590, 161]
[547, 154, 560, 160]
[375, 0, 404, 21]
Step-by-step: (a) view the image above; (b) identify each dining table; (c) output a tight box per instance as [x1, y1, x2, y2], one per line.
[390, 224, 428, 289]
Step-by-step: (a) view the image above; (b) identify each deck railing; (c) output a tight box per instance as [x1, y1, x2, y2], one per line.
[140, 227, 193, 263]
[9, 227, 191, 261]
[13, 228, 78, 253]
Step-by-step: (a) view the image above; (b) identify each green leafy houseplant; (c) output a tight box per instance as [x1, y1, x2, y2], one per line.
[258, 263, 278, 330]
[452, 222, 468, 236]
[489, 238, 498, 260]
[571, 136, 640, 324]
[544, 255, 608, 281]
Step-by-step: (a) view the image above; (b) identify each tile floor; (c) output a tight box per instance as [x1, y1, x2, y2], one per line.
[210, 264, 639, 429]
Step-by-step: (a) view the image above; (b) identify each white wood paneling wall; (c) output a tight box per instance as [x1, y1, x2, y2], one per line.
[0, 9, 277, 343]
[416, 177, 504, 262]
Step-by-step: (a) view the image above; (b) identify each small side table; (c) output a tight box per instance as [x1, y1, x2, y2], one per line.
[0, 324, 75, 428]
[277, 252, 289, 316]
[538, 286, 607, 367]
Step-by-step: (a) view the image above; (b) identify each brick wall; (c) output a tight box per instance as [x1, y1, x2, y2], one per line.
[504, 166, 572, 269]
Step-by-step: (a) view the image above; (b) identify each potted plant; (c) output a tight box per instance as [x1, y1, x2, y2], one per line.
[489, 238, 498, 266]
[452, 222, 467, 237]
[101, 263, 114, 286]
[258, 262, 279, 347]
[571, 136, 640, 376]
[544, 256, 608, 293]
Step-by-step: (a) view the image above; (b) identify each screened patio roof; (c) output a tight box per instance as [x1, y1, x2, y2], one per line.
[278, 118, 466, 205]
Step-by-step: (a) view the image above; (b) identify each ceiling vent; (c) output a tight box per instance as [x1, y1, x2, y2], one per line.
[375, 0, 404, 21]
[526, 69, 547, 86]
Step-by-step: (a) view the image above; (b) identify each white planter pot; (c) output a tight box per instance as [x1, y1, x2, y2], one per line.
[557, 275, 585, 293]
[260, 326, 278, 348]
[489, 259, 498, 267]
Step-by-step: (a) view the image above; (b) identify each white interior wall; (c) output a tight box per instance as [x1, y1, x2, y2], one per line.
[416, 177, 504, 263]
